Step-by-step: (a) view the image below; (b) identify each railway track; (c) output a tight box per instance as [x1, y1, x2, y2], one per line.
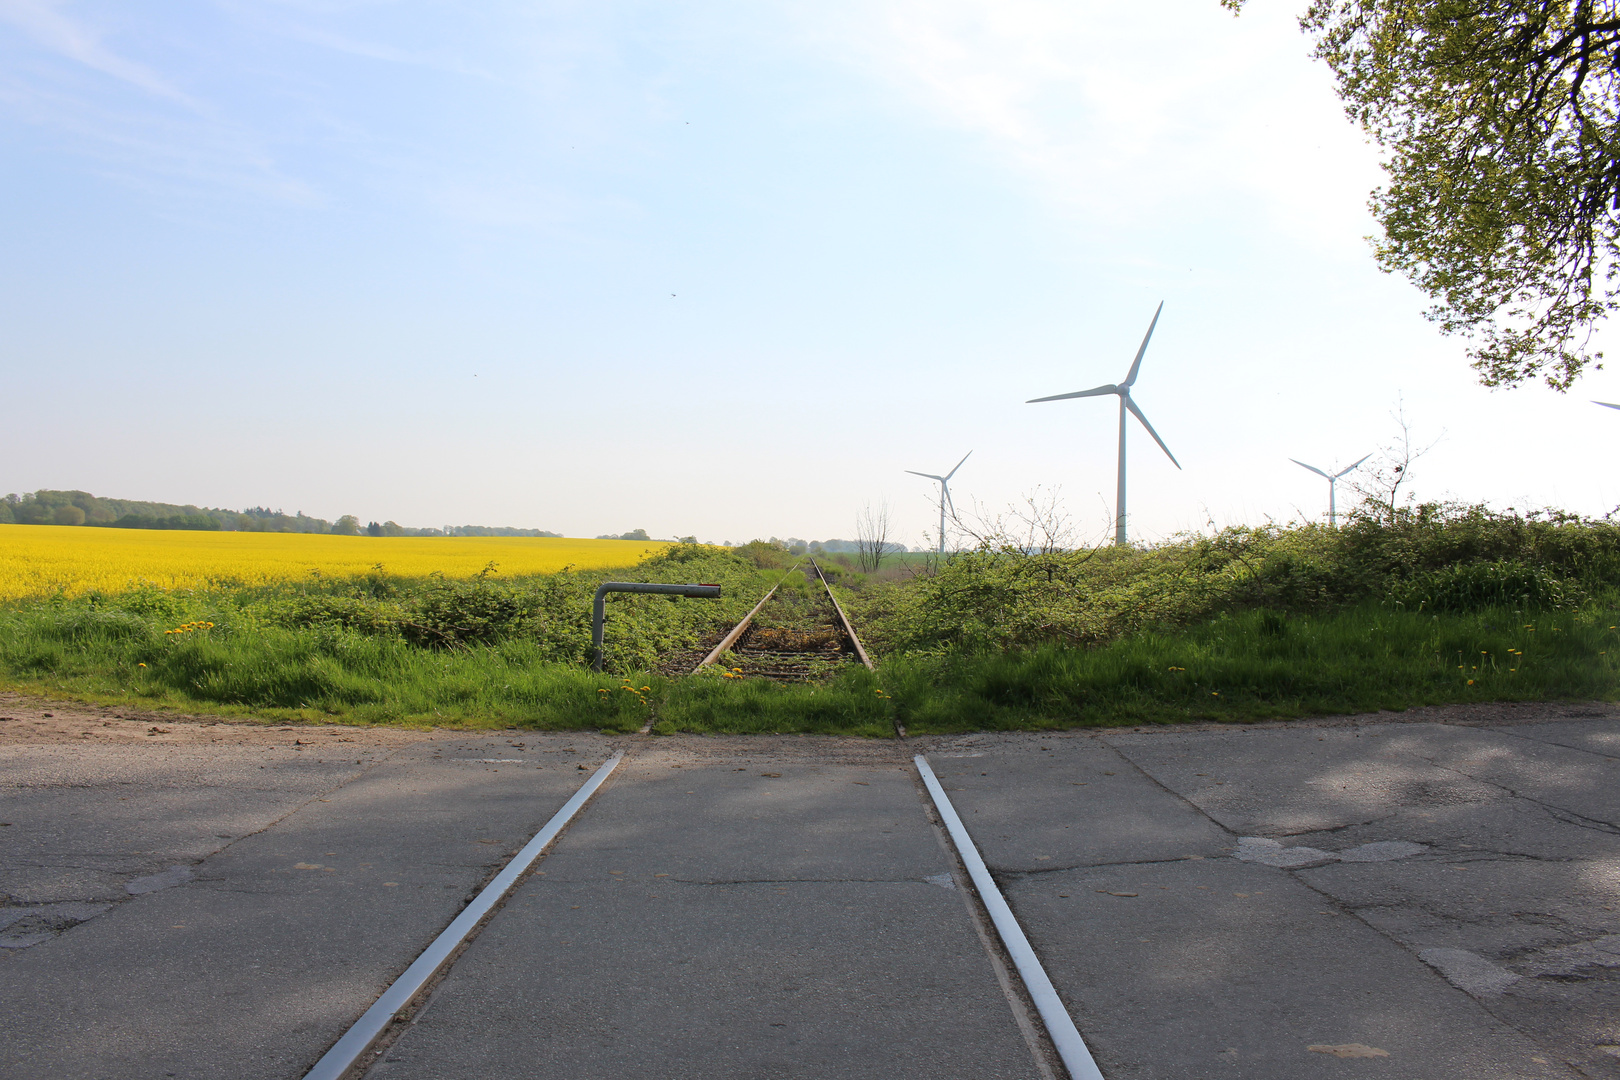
[691, 558, 873, 682]
[300, 746, 1099, 1080]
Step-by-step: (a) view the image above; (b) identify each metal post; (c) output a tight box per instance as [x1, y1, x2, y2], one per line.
[592, 582, 721, 671]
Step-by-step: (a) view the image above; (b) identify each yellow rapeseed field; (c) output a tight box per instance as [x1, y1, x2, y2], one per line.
[0, 525, 670, 600]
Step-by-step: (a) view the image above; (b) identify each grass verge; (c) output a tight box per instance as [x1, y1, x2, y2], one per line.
[0, 602, 1612, 735]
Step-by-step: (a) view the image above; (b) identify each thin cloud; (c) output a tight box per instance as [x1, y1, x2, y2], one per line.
[794, 0, 1382, 252]
[0, 0, 194, 104]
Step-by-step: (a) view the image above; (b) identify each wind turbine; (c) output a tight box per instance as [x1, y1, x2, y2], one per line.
[1028, 302, 1180, 547]
[1290, 454, 1371, 527]
[906, 451, 971, 554]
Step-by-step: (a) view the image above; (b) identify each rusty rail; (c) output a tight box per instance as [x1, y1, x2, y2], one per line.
[809, 559, 873, 671]
[691, 563, 799, 674]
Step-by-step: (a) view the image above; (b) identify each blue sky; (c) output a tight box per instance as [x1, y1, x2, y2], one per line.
[3, 1, 1617, 547]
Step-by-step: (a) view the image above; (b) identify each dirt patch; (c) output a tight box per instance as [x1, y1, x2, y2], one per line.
[2, 689, 1613, 755]
[0, 692, 439, 750]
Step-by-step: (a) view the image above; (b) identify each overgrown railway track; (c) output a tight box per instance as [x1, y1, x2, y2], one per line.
[692, 559, 873, 682]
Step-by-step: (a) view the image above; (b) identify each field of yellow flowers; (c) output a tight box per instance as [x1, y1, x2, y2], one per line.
[0, 525, 669, 599]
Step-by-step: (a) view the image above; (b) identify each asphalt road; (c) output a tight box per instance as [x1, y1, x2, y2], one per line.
[2, 703, 1616, 1079]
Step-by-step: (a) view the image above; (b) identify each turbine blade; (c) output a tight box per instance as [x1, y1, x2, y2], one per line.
[1120, 301, 1164, 387]
[1596, 401, 1620, 411]
[906, 471, 945, 481]
[1333, 453, 1373, 479]
[1290, 458, 1333, 480]
[942, 482, 956, 517]
[944, 450, 972, 481]
[1028, 384, 1117, 403]
[1124, 394, 1180, 469]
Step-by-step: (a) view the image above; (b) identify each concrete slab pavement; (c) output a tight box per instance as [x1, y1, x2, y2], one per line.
[936, 721, 1619, 1079]
[1100, 718, 1620, 1077]
[6, 703, 1617, 1080]
[367, 748, 1044, 1080]
[0, 733, 614, 1080]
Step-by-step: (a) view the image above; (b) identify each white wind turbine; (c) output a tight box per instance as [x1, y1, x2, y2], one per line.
[906, 451, 971, 554]
[1028, 302, 1180, 547]
[1290, 454, 1371, 527]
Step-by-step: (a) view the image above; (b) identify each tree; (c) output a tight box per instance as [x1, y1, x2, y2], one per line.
[1228, 0, 1620, 389]
[1348, 399, 1443, 524]
[333, 514, 362, 536]
[854, 502, 892, 573]
[53, 505, 86, 526]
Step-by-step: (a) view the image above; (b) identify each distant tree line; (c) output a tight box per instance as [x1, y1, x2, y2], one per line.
[769, 536, 910, 555]
[0, 490, 559, 537]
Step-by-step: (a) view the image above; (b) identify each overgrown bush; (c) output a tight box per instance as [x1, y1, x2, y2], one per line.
[857, 504, 1620, 656]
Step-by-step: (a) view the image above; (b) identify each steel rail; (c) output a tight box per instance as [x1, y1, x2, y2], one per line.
[914, 754, 1105, 1080]
[301, 752, 625, 1080]
[809, 558, 873, 671]
[690, 562, 799, 673]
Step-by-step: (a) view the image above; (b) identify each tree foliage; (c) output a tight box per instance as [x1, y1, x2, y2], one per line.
[1228, 0, 1620, 388]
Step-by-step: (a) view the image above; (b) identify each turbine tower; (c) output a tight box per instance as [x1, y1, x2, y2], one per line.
[1028, 302, 1180, 547]
[1290, 454, 1370, 527]
[906, 451, 971, 554]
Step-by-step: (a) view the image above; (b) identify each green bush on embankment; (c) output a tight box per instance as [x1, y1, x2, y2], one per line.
[0, 506, 1616, 732]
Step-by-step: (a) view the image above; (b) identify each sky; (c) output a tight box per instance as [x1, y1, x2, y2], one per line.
[3, 0, 1618, 549]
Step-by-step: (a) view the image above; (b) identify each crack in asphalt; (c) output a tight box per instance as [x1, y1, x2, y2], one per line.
[1486, 724, 1620, 763]
[0, 746, 410, 946]
[1419, 755, 1620, 835]
[1052, 733, 1597, 1068]
[989, 855, 1222, 883]
[1270, 814, 1400, 837]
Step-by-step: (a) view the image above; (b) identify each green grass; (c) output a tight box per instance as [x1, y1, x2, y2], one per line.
[879, 604, 1620, 733]
[1, 600, 1612, 735]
